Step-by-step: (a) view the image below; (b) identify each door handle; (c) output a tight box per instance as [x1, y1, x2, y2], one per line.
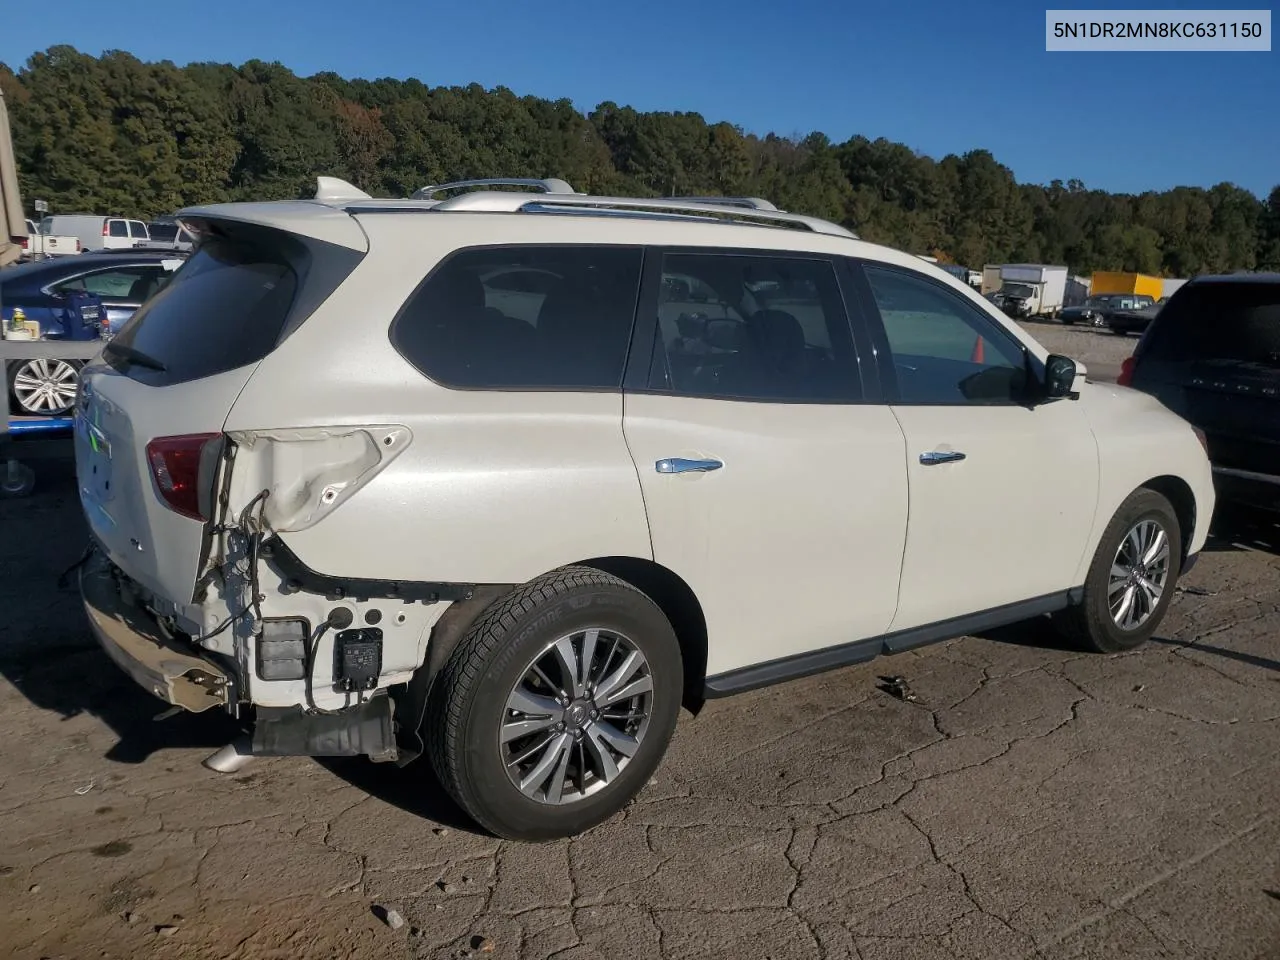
[919, 450, 966, 466]
[656, 457, 723, 474]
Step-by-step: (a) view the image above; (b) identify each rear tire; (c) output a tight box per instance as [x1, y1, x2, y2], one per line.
[1056, 489, 1182, 653]
[426, 566, 683, 842]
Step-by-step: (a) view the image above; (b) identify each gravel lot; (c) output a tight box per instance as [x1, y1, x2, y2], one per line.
[2, 325, 1278, 960]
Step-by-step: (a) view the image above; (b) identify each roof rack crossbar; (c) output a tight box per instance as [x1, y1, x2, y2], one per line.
[432, 191, 857, 238]
[410, 178, 578, 201]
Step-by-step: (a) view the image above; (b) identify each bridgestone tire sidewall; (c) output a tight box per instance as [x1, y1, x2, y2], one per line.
[1083, 492, 1182, 652]
[453, 582, 682, 841]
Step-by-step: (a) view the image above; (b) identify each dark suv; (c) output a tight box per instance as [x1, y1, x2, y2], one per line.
[1120, 274, 1280, 511]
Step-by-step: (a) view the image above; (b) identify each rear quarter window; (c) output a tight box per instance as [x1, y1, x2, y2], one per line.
[390, 245, 644, 390]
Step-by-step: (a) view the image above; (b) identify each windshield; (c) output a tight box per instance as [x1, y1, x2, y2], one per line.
[1001, 283, 1035, 299]
[1144, 282, 1280, 365]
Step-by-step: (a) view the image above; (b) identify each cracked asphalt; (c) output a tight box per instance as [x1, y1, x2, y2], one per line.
[2, 325, 1279, 960]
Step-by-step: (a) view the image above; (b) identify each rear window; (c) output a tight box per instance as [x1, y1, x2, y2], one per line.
[108, 220, 129, 238]
[1142, 281, 1280, 364]
[149, 223, 178, 242]
[104, 237, 300, 386]
[390, 245, 644, 390]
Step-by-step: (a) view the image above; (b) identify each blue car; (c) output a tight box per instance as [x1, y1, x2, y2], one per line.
[2, 251, 186, 415]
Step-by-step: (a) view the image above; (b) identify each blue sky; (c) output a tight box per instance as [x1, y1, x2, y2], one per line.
[3, 0, 1276, 197]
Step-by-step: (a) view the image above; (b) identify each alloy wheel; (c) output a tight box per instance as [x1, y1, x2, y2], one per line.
[11, 359, 80, 415]
[1108, 519, 1172, 631]
[500, 627, 654, 805]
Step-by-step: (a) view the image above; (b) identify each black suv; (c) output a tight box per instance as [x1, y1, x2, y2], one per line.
[1120, 274, 1280, 511]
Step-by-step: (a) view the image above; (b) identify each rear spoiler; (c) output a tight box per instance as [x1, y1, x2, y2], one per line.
[175, 200, 369, 253]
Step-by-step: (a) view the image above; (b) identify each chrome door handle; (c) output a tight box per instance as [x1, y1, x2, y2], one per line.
[656, 457, 723, 474]
[919, 450, 966, 465]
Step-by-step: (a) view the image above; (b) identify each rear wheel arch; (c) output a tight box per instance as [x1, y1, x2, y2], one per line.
[395, 555, 708, 761]
[579, 556, 708, 714]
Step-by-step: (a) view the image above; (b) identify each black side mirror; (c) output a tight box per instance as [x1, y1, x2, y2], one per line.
[1043, 354, 1079, 400]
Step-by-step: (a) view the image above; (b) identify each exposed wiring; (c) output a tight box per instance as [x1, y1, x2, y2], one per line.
[304, 621, 351, 715]
[191, 489, 271, 645]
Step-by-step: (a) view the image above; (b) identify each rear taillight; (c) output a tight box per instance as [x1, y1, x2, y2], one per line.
[1116, 356, 1136, 387]
[102, 222, 110, 236]
[146, 433, 221, 521]
[75, 239, 81, 252]
[20, 237, 27, 249]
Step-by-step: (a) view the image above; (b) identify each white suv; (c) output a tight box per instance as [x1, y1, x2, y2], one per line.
[73, 177, 1215, 841]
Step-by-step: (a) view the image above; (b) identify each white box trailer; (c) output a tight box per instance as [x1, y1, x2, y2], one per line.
[998, 264, 1068, 318]
[1161, 277, 1187, 299]
[981, 265, 1003, 295]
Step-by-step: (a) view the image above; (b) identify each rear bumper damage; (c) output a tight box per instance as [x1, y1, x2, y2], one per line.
[81, 553, 399, 763]
[81, 555, 231, 713]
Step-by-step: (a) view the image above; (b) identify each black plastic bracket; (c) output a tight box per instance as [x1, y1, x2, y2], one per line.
[259, 535, 475, 604]
[251, 697, 397, 761]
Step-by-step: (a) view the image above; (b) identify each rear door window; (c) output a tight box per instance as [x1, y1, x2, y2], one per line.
[107, 220, 129, 238]
[104, 238, 300, 386]
[647, 252, 860, 402]
[391, 245, 644, 390]
[129, 221, 149, 239]
[1142, 282, 1280, 364]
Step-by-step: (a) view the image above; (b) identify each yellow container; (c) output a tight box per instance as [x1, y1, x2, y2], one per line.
[1090, 272, 1164, 299]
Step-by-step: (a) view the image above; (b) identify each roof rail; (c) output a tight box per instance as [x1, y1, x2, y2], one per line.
[664, 195, 779, 212]
[410, 177, 578, 201]
[431, 191, 857, 239]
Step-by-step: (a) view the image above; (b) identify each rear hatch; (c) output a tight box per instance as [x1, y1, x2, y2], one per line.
[74, 212, 366, 603]
[1129, 278, 1280, 477]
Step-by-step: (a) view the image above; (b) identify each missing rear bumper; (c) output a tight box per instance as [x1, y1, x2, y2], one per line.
[80, 557, 230, 712]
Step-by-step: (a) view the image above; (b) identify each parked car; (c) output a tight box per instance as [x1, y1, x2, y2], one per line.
[138, 217, 197, 253]
[21, 218, 80, 260]
[1107, 296, 1166, 336]
[2, 251, 184, 414]
[1060, 293, 1157, 328]
[1120, 274, 1279, 513]
[38, 214, 151, 253]
[74, 177, 1214, 842]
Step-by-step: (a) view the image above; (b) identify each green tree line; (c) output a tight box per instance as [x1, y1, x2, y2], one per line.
[3, 45, 1279, 276]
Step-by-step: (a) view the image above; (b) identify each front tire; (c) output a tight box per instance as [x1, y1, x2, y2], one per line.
[1056, 489, 1182, 653]
[426, 566, 683, 842]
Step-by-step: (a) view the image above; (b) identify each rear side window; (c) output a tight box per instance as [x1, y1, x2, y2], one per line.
[391, 246, 643, 390]
[647, 252, 861, 402]
[1143, 282, 1280, 363]
[104, 237, 300, 386]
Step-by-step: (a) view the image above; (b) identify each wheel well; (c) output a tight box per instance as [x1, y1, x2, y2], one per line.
[580, 556, 709, 715]
[1142, 475, 1197, 560]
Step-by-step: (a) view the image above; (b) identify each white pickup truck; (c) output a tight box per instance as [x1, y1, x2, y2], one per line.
[22, 218, 81, 260]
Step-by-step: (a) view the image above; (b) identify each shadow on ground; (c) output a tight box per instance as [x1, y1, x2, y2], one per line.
[0, 454, 243, 764]
[1204, 503, 1280, 557]
[317, 755, 481, 833]
[1150, 636, 1280, 673]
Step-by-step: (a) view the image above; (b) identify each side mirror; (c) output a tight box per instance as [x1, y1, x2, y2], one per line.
[1043, 354, 1079, 400]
